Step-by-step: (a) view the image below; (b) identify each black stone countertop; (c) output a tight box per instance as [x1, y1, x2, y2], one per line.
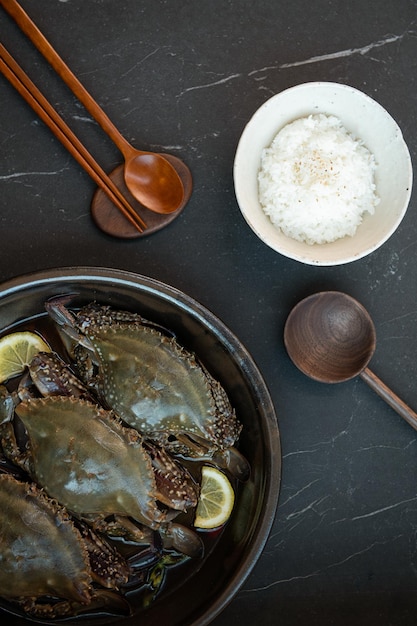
[1, 1, 417, 624]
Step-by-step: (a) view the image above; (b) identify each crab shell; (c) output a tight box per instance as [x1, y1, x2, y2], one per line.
[15, 396, 168, 530]
[0, 472, 130, 618]
[70, 304, 242, 459]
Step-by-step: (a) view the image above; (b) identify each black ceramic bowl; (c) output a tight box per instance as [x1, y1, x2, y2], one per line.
[0, 267, 281, 626]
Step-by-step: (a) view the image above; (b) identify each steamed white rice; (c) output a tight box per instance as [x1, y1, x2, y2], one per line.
[258, 114, 380, 245]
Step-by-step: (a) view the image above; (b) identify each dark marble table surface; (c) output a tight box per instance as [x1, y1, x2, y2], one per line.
[1, 1, 417, 624]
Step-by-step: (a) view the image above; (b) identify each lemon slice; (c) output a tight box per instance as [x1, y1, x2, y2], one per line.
[0, 331, 51, 383]
[194, 466, 235, 530]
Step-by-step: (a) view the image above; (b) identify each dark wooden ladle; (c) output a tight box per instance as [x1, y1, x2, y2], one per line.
[1, 0, 186, 215]
[284, 291, 417, 432]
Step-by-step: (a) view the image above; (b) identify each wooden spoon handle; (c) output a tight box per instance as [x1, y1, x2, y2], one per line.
[360, 367, 417, 431]
[0, 0, 131, 155]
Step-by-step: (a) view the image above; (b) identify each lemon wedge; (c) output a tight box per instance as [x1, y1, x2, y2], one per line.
[0, 331, 51, 383]
[194, 466, 235, 530]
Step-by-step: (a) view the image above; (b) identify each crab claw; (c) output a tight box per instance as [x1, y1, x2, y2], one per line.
[160, 522, 204, 559]
[212, 446, 251, 482]
[76, 522, 131, 589]
[144, 441, 199, 511]
[45, 296, 96, 357]
[28, 351, 97, 402]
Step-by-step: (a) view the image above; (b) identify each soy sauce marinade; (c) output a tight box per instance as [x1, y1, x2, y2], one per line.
[0, 312, 237, 618]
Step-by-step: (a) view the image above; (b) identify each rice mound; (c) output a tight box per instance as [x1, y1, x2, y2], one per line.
[258, 113, 380, 245]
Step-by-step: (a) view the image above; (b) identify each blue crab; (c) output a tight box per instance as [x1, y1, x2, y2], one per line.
[46, 298, 250, 481]
[0, 468, 131, 619]
[23, 351, 200, 517]
[1, 386, 202, 558]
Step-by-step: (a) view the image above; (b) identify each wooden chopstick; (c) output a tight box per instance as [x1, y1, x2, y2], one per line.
[0, 44, 147, 233]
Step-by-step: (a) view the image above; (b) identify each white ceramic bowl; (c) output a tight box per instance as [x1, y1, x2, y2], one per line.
[234, 82, 413, 266]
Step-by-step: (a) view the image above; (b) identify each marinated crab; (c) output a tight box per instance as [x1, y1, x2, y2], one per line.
[0, 470, 130, 618]
[24, 351, 200, 516]
[46, 298, 250, 481]
[2, 391, 202, 558]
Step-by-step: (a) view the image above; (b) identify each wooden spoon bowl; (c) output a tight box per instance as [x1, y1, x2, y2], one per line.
[284, 291, 376, 383]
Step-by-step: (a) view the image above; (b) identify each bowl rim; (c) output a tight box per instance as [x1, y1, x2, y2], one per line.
[0, 266, 282, 626]
[234, 81, 413, 266]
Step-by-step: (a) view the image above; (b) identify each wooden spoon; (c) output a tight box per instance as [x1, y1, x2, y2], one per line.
[1, 0, 187, 215]
[91, 154, 193, 238]
[284, 291, 417, 431]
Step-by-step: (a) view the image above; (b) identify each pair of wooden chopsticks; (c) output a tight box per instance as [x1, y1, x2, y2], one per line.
[0, 43, 147, 233]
